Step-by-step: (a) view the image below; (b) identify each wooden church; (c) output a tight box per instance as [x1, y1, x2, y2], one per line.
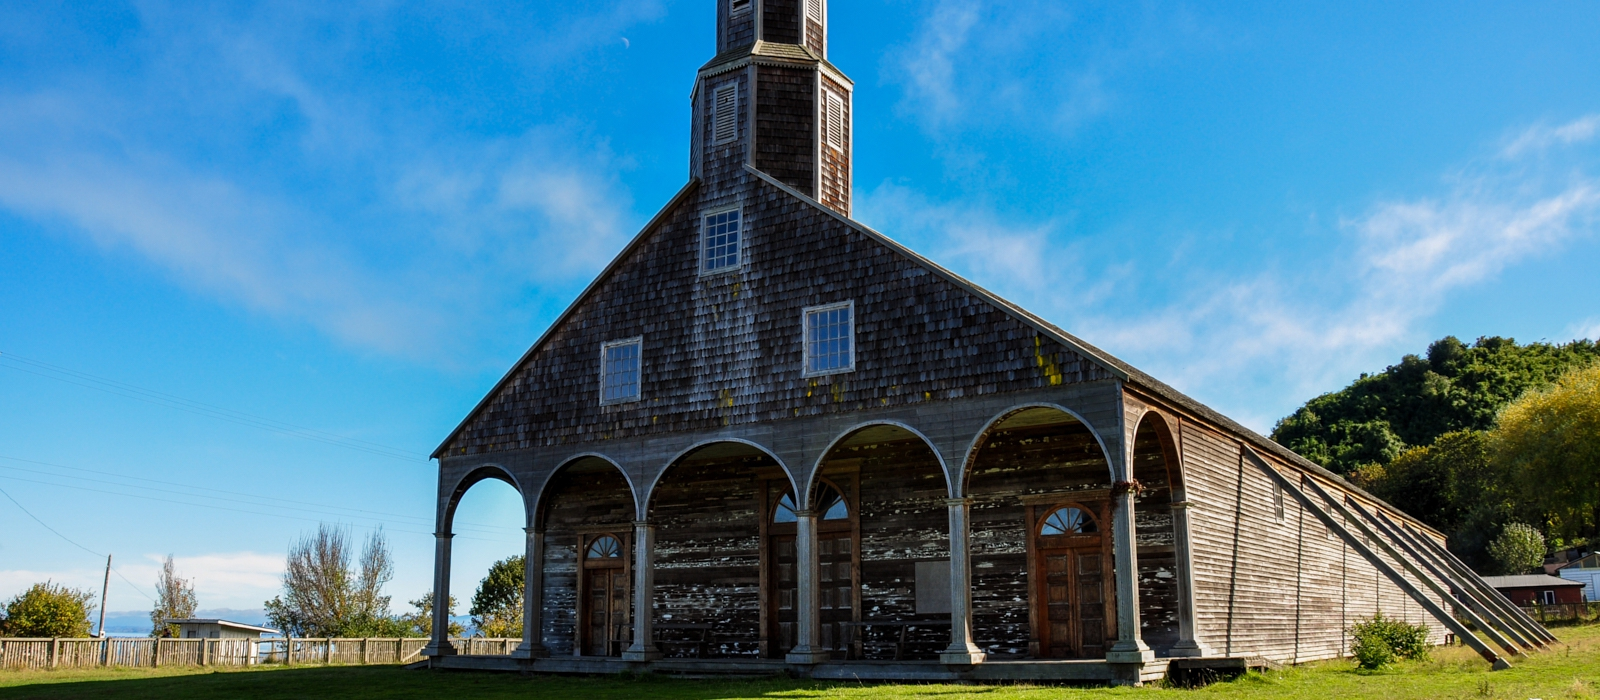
[422, 0, 1552, 684]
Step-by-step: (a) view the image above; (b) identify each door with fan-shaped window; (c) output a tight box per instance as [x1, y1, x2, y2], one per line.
[579, 533, 629, 657]
[1032, 503, 1110, 658]
[765, 477, 858, 658]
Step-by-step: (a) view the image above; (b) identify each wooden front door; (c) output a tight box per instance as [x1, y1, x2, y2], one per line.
[769, 533, 798, 654]
[817, 531, 854, 654]
[1032, 504, 1111, 659]
[580, 533, 629, 657]
[764, 477, 860, 659]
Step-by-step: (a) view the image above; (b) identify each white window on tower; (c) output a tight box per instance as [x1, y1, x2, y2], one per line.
[803, 301, 855, 376]
[730, 0, 751, 16]
[701, 207, 742, 273]
[713, 84, 738, 146]
[600, 338, 642, 405]
[805, 0, 824, 25]
[823, 91, 845, 151]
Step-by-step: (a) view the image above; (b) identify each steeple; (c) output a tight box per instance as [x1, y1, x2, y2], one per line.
[691, 0, 853, 216]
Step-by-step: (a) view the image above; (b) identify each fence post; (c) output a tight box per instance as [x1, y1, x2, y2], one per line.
[325, 638, 333, 665]
[153, 637, 162, 668]
[396, 638, 403, 663]
[286, 637, 294, 666]
[362, 638, 369, 665]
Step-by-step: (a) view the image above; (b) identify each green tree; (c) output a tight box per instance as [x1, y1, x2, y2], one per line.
[1485, 522, 1546, 575]
[403, 592, 462, 638]
[1493, 362, 1600, 544]
[264, 524, 395, 637]
[1274, 336, 1600, 476]
[2, 582, 95, 637]
[1364, 430, 1520, 568]
[470, 556, 524, 638]
[150, 555, 198, 637]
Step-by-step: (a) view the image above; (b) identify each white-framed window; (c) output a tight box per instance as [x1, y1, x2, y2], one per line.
[822, 91, 845, 151]
[600, 337, 642, 405]
[712, 84, 738, 146]
[730, 0, 751, 16]
[1542, 590, 1556, 605]
[701, 207, 742, 273]
[805, 0, 824, 24]
[802, 300, 855, 376]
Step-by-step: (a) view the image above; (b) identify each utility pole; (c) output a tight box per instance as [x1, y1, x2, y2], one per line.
[97, 554, 112, 638]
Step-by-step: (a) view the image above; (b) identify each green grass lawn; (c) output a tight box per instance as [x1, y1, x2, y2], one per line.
[3, 625, 1597, 700]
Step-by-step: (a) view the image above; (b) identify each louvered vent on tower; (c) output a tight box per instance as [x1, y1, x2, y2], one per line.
[823, 92, 844, 150]
[805, 0, 823, 24]
[713, 85, 738, 145]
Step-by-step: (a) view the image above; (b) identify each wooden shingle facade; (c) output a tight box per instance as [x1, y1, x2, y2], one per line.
[422, 0, 1549, 683]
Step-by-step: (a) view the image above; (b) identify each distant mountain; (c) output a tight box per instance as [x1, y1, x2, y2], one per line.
[98, 608, 270, 637]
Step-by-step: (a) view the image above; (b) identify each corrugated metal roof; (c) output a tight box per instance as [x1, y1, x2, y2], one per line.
[1482, 574, 1585, 588]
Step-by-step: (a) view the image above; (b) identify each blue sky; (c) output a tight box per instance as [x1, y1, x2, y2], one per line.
[2, 1, 1598, 620]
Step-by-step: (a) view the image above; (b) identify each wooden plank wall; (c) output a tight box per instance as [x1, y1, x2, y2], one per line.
[755, 65, 816, 197]
[1130, 422, 1180, 653]
[649, 453, 772, 658]
[1181, 421, 1449, 663]
[538, 465, 635, 657]
[762, 0, 802, 44]
[817, 74, 850, 215]
[848, 439, 950, 659]
[967, 419, 1113, 658]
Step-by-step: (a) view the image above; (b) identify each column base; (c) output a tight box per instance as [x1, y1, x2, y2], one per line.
[1107, 642, 1158, 664]
[785, 647, 833, 665]
[622, 647, 662, 662]
[510, 643, 549, 659]
[939, 646, 987, 666]
[1166, 639, 1215, 658]
[421, 641, 457, 657]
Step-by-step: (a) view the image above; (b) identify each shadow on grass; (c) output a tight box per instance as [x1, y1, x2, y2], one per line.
[0, 666, 1039, 700]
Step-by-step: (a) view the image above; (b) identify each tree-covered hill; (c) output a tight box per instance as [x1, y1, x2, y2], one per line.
[1272, 336, 1600, 477]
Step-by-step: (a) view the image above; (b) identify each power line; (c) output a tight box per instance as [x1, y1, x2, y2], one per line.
[0, 475, 509, 543]
[0, 484, 157, 603]
[0, 351, 427, 463]
[0, 453, 515, 536]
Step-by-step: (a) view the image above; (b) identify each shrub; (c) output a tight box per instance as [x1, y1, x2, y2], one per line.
[2, 581, 95, 638]
[1350, 613, 1430, 669]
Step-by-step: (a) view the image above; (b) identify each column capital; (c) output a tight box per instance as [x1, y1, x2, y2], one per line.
[793, 509, 817, 518]
[1170, 500, 1193, 510]
[523, 526, 542, 535]
[631, 520, 654, 530]
[943, 497, 971, 507]
[433, 531, 455, 539]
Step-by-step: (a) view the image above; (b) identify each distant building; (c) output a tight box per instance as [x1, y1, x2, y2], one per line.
[166, 619, 279, 639]
[1481, 575, 1587, 606]
[1557, 553, 1600, 602]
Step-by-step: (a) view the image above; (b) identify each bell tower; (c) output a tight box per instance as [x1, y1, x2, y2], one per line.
[691, 0, 853, 216]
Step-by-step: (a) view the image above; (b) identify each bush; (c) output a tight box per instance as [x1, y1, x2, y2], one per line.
[1486, 522, 1546, 575]
[1350, 613, 1430, 669]
[2, 581, 96, 637]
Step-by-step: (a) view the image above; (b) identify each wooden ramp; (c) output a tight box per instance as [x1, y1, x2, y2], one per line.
[1242, 447, 1554, 670]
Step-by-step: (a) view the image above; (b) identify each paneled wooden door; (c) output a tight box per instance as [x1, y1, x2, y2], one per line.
[580, 533, 629, 657]
[769, 533, 798, 655]
[1031, 504, 1111, 659]
[816, 531, 854, 656]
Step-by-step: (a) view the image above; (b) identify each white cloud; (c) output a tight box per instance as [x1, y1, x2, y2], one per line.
[0, 551, 281, 611]
[1501, 114, 1600, 159]
[856, 123, 1600, 432]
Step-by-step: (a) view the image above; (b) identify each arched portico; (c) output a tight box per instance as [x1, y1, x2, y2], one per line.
[425, 464, 527, 658]
[960, 405, 1120, 661]
[1130, 409, 1212, 657]
[633, 440, 792, 661]
[523, 454, 637, 659]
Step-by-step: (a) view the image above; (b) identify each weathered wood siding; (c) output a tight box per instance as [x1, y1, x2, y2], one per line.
[817, 74, 850, 215]
[762, 0, 802, 44]
[1130, 421, 1179, 654]
[443, 175, 1112, 457]
[722, 3, 755, 51]
[849, 439, 949, 659]
[1180, 420, 1448, 662]
[649, 452, 772, 658]
[755, 65, 816, 197]
[967, 419, 1114, 658]
[538, 465, 635, 656]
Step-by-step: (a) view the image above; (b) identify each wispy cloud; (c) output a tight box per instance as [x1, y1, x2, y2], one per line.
[858, 118, 1600, 431]
[0, 3, 657, 362]
[0, 551, 281, 611]
[1501, 115, 1600, 158]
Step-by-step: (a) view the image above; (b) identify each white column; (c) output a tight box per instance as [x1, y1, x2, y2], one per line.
[422, 532, 457, 657]
[513, 528, 548, 659]
[786, 511, 831, 663]
[1106, 488, 1153, 664]
[622, 521, 661, 661]
[939, 497, 986, 665]
[1167, 500, 1215, 657]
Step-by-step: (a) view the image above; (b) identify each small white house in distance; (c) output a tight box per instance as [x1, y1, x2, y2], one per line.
[1560, 553, 1600, 602]
[166, 618, 280, 639]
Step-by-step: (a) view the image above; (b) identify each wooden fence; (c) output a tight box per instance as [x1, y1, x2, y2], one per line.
[0, 637, 519, 671]
[1522, 602, 1600, 623]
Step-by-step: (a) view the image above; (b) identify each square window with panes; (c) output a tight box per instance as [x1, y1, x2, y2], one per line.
[701, 208, 742, 273]
[803, 301, 854, 376]
[600, 338, 642, 404]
